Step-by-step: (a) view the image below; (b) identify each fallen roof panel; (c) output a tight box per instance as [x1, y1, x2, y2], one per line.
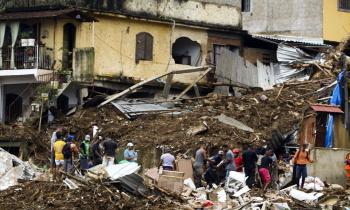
[252, 34, 326, 46]
[111, 100, 177, 119]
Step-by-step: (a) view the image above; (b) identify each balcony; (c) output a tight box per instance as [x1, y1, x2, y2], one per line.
[0, 45, 53, 84]
[1, 0, 121, 12]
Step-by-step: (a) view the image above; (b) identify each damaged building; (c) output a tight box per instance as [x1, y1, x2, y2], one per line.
[0, 0, 248, 123]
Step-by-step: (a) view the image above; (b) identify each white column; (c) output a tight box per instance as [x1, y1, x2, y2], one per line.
[0, 85, 4, 123]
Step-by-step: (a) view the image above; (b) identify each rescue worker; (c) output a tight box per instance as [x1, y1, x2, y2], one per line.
[159, 148, 176, 171]
[53, 132, 65, 181]
[292, 144, 313, 189]
[233, 148, 243, 172]
[193, 144, 207, 188]
[204, 150, 224, 189]
[345, 152, 350, 184]
[124, 142, 137, 162]
[102, 137, 118, 166]
[80, 135, 91, 174]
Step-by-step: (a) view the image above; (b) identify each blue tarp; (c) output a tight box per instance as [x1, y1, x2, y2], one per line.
[325, 71, 345, 148]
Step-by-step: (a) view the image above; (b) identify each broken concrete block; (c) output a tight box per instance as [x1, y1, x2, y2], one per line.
[186, 121, 208, 136]
[233, 186, 250, 197]
[272, 203, 291, 210]
[184, 178, 196, 190]
[215, 114, 254, 132]
[289, 189, 323, 202]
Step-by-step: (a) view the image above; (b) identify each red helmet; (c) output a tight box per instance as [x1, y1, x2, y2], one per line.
[233, 148, 240, 154]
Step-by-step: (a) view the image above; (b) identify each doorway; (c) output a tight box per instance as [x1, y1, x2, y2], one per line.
[5, 93, 22, 123]
[62, 23, 76, 70]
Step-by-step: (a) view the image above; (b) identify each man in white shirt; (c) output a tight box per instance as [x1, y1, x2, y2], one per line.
[159, 148, 176, 171]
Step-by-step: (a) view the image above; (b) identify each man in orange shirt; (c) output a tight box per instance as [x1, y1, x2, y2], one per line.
[292, 144, 313, 189]
[345, 152, 350, 184]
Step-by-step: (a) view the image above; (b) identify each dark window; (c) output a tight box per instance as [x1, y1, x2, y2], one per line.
[135, 32, 153, 63]
[242, 0, 250, 12]
[339, 0, 350, 11]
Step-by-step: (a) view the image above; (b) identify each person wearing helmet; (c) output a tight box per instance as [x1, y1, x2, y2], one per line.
[233, 148, 243, 172]
[79, 135, 91, 174]
[124, 142, 137, 162]
[101, 137, 118, 166]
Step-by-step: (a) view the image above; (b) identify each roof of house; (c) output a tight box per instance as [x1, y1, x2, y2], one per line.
[0, 8, 97, 22]
[310, 104, 344, 114]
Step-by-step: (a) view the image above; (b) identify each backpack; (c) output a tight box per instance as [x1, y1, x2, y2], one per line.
[63, 142, 72, 159]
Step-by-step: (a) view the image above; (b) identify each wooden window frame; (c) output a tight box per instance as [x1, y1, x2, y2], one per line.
[242, 0, 251, 12]
[135, 32, 153, 63]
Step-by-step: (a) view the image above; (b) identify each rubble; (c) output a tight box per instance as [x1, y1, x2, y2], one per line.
[0, 147, 45, 191]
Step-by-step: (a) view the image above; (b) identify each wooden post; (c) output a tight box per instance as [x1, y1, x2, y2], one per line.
[38, 97, 44, 132]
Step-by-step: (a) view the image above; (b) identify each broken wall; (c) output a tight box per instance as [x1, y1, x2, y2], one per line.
[242, 0, 323, 38]
[215, 47, 275, 93]
[80, 15, 209, 84]
[308, 148, 349, 186]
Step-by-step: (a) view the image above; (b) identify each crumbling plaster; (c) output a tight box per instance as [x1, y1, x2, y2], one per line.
[123, 0, 241, 28]
[242, 0, 323, 38]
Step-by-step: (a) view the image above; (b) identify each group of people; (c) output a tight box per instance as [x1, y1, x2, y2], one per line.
[186, 143, 314, 191]
[50, 128, 138, 180]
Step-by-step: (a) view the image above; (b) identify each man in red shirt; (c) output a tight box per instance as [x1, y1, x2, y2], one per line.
[233, 148, 243, 172]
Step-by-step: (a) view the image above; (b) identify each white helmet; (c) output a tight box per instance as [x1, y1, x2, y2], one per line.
[127, 142, 134, 147]
[85, 135, 91, 141]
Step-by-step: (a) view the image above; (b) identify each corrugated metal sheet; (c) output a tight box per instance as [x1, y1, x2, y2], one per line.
[311, 104, 344, 114]
[277, 44, 314, 63]
[111, 100, 177, 119]
[252, 34, 325, 45]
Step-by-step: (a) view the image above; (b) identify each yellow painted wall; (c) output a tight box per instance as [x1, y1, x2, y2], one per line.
[324, 0, 350, 42]
[43, 15, 208, 84]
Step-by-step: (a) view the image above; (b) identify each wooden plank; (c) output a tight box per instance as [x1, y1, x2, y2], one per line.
[98, 66, 208, 108]
[176, 159, 193, 181]
[175, 68, 212, 100]
[162, 170, 184, 178]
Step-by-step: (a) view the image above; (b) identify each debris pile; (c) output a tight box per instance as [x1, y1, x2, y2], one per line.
[0, 148, 46, 191]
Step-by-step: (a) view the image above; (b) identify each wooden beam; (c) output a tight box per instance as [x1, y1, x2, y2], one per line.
[98, 66, 209, 108]
[175, 68, 213, 100]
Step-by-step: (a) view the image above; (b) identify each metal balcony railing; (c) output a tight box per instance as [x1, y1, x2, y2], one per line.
[0, 45, 54, 70]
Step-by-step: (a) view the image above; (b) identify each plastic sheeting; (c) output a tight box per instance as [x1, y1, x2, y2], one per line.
[325, 71, 345, 148]
[105, 162, 140, 180]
